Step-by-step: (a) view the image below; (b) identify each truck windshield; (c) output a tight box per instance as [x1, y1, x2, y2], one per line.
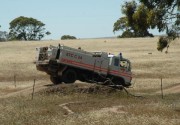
[120, 60, 131, 71]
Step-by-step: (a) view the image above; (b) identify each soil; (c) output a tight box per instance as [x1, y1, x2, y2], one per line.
[41, 83, 118, 95]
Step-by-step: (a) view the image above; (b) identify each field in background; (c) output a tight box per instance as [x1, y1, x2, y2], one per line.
[0, 37, 180, 89]
[0, 38, 180, 125]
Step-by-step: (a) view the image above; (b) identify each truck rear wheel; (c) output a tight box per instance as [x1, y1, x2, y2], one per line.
[62, 69, 77, 84]
[50, 76, 62, 85]
[112, 78, 125, 86]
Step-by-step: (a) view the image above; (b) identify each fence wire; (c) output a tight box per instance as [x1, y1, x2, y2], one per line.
[0, 62, 50, 85]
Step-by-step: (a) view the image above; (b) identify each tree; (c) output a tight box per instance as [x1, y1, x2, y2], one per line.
[9, 16, 51, 41]
[0, 31, 8, 42]
[0, 25, 8, 42]
[61, 35, 77, 40]
[113, 1, 154, 38]
[139, 0, 180, 52]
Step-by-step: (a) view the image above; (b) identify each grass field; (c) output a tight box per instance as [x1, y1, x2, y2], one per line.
[0, 38, 180, 125]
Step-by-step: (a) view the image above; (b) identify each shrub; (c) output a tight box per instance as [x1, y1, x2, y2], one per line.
[61, 35, 77, 40]
[118, 30, 135, 38]
[157, 37, 169, 52]
[0, 31, 8, 42]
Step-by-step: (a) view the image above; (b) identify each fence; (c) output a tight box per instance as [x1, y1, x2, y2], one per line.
[0, 62, 50, 100]
[0, 62, 179, 99]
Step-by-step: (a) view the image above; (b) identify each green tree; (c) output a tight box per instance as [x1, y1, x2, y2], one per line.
[113, 1, 154, 38]
[9, 16, 51, 41]
[61, 35, 77, 40]
[140, 0, 180, 52]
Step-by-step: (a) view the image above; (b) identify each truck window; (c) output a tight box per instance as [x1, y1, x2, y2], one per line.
[120, 60, 131, 71]
[120, 61, 127, 68]
[114, 58, 119, 66]
[92, 52, 102, 57]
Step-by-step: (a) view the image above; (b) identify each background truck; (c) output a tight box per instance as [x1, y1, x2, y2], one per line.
[36, 44, 132, 87]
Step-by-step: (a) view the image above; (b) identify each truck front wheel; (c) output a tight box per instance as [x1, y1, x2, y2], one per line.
[62, 69, 77, 84]
[50, 76, 62, 85]
[112, 78, 125, 86]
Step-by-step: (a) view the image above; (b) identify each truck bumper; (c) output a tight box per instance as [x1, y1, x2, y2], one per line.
[36, 64, 49, 72]
[36, 61, 49, 72]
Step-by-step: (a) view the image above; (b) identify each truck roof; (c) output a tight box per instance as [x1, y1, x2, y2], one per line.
[59, 45, 108, 58]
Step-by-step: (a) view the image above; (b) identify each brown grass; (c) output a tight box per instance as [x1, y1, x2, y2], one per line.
[0, 92, 179, 125]
[0, 38, 180, 80]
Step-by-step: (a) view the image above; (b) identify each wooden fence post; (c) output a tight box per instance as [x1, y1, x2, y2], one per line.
[14, 74, 16, 88]
[32, 79, 36, 100]
[161, 78, 164, 99]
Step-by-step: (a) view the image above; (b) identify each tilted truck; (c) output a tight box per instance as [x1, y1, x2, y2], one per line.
[36, 44, 132, 87]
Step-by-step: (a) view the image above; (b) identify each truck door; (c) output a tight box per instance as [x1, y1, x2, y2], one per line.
[93, 58, 102, 73]
[112, 57, 120, 71]
[109, 57, 120, 75]
[93, 58, 108, 75]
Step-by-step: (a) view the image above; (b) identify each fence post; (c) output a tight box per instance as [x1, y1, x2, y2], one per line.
[14, 74, 16, 88]
[32, 79, 36, 100]
[161, 78, 164, 99]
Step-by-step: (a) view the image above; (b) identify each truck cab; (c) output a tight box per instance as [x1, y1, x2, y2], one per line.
[108, 53, 132, 86]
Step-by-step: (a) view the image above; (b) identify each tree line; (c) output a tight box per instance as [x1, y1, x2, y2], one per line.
[0, 16, 77, 41]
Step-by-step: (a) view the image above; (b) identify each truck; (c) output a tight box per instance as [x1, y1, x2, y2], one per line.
[36, 44, 132, 87]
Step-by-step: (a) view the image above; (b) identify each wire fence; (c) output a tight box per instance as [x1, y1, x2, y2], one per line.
[0, 62, 50, 88]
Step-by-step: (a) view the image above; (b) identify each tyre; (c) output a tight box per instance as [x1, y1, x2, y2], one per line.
[112, 78, 125, 86]
[50, 76, 62, 85]
[62, 69, 77, 83]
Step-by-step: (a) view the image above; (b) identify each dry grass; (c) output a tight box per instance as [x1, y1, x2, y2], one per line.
[0, 37, 180, 125]
[0, 38, 180, 80]
[0, 92, 179, 125]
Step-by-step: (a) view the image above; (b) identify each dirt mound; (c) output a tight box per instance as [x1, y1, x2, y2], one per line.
[41, 83, 118, 95]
